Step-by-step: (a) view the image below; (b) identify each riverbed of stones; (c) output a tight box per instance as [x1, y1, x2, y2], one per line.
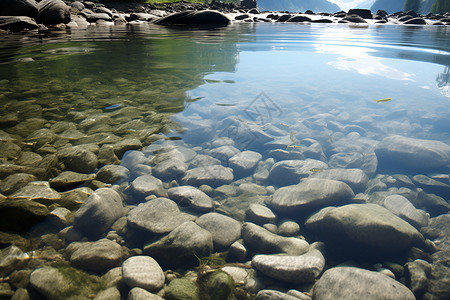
[1, 0, 450, 32]
[0, 68, 450, 299]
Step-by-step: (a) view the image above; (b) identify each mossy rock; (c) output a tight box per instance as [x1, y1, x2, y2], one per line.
[165, 278, 199, 300]
[203, 270, 235, 300]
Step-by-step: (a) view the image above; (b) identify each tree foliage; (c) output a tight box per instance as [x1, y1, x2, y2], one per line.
[431, 0, 450, 13]
[404, 0, 420, 12]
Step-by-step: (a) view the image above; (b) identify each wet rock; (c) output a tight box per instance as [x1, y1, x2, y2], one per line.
[0, 0, 38, 19]
[190, 154, 221, 168]
[415, 191, 450, 217]
[328, 152, 377, 177]
[0, 199, 48, 233]
[195, 212, 241, 250]
[383, 195, 429, 229]
[405, 259, 431, 296]
[37, 0, 71, 25]
[94, 287, 120, 300]
[341, 14, 367, 23]
[255, 290, 300, 300]
[412, 175, 450, 199]
[246, 204, 276, 225]
[29, 267, 71, 300]
[229, 150, 262, 177]
[375, 135, 450, 172]
[48, 207, 73, 229]
[181, 165, 233, 188]
[70, 239, 123, 272]
[242, 222, 309, 255]
[209, 145, 240, 163]
[27, 128, 56, 148]
[11, 288, 30, 300]
[203, 270, 234, 300]
[144, 221, 213, 268]
[286, 16, 312, 22]
[0, 173, 36, 195]
[165, 278, 199, 300]
[49, 171, 95, 191]
[278, 220, 300, 237]
[127, 198, 195, 235]
[310, 168, 368, 193]
[74, 188, 123, 238]
[130, 175, 167, 200]
[229, 241, 247, 261]
[122, 256, 164, 292]
[0, 246, 30, 277]
[8, 181, 60, 204]
[306, 204, 423, 257]
[113, 139, 143, 159]
[152, 158, 187, 181]
[16, 151, 43, 167]
[221, 266, 248, 284]
[168, 185, 213, 212]
[268, 159, 328, 187]
[252, 248, 325, 283]
[59, 146, 98, 174]
[420, 214, 450, 249]
[96, 165, 130, 184]
[269, 178, 354, 214]
[59, 187, 92, 210]
[154, 10, 230, 28]
[0, 141, 21, 160]
[347, 9, 372, 19]
[128, 287, 164, 300]
[404, 17, 426, 25]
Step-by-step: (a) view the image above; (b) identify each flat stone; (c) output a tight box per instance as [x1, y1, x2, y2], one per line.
[269, 178, 354, 214]
[208, 145, 240, 163]
[229, 150, 262, 177]
[113, 139, 142, 159]
[242, 222, 309, 255]
[310, 168, 368, 193]
[29, 267, 71, 300]
[0, 142, 21, 160]
[9, 181, 61, 204]
[375, 135, 450, 172]
[195, 212, 241, 250]
[58, 146, 98, 174]
[383, 195, 429, 229]
[246, 204, 276, 225]
[48, 207, 73, 229]
[0, 173, 37, 195]
[144, 221, 213, 268]
[70, 239, 123, 272]
[190, 154, 221, 168]
[0, 16, 38, 31]
[268, 159, 328, 187]
[73, 188, 123, 238]
[405, 259, 431, 296]
[130, 175, 167, 200]
[96, 165, 130, 184]
[152, 158, 187, 181]
[0, 199, 48, 233]
[181, 165, 233, 188]
[252, 249, 325, 283]
[312, 267, 415, 300]
[49, 171, 95, 191]
[412, 175, 450, 199]
[122, 256, 164, 292]
[168, 186, 213, 212]
[127, 198, 195, 234]
[128, 287, 164, 300]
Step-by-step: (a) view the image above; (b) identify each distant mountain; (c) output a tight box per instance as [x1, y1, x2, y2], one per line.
[370, 0, 405, 14]
[257, 0, 341, 13]
[356, 0, 377, 9]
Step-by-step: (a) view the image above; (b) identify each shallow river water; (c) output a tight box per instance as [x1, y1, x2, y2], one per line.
[0, 23, 449, 299]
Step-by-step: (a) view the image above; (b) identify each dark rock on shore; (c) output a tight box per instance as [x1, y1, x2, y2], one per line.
[154, 10, 230, 27]
[37, 0, 71, 25]
[347, 9, 372, 19]
[0, 16, 38, 31]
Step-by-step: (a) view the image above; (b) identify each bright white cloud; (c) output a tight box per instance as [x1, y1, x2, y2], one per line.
[329, 0, 375, 11]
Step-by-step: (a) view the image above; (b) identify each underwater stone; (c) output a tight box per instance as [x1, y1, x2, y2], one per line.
[29, 267, 71, 300]
[8, 181, 60, 204]
[181, 165, 233, 188]
[70, 239, 123, 272]
[0, 141, 21, 160]
[312, 267, 415, 300]
[127, 198, 195, 234]
[189, 154, 221, 168]
[130, 175, 167, 200]
[209, 145, 240, 163]
[204, 270, 235, 300]
[96, 165, 130, 184]
[405, 260, 431, 296]
[277, 219, 300, 237]
[412, 175, 450, 199]
[60, 147, 98, 174]
[383, 195, 429, 229]
[49, 171, 95, 191]
[310, 168, 368, 193]
[268, 159, 328, 187]
[112, 139, 142, 159]
[228, 150, 262, 177]
[73, 188, 123, 238]
[0, 173, 37, 195]
[242, 222, 309, 255]
[94, 287, 121, 300]
[128, 287, 164, 300]
[152, 157, 187, 181]
[255, 290, 300, 300]
[270, 178, 354, 214]
[252, 248, 325, 283]
[164, 278, 199, 300]
[168, 186, 213, 212]
[229, 241, 247, 261]
[245, 204, 276, 225]
[122, 256, 165, 292]
[195, 212, 241, 250]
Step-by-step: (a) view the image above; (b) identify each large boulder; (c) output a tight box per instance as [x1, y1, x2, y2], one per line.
[375, 135, 450, 172]
[383, 195, 429, 229]
[73, 188, 123, 238]
[167, 186, 213, 212]
[305, 204, 423, 257]
[268, 159, 328, 187]
[347, 9, 372, 19]
[195, 213, 241, 250]
[312, 267, 415, 300]
[0, 0, 38, 18]
[29, 267, 72, 300]
[0, 16, 38, 31]
[37, 0, 71, 25]
[154, 10, 230, 28]
[69, 239, 123, 272]
[269, 178, 354, 214]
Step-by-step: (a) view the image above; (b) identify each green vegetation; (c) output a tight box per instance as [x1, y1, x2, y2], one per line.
[404, 0, 420, 11]
[431, 0, 450, 13]
[56, 266, 108, 299]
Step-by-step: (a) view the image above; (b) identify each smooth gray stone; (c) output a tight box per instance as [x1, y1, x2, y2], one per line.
[252, 249, 325, 283]
[383, 194, 429, 229]
[94, 287, 120, 300]
[181, 165, 233, 188]
[127, 198, 196, 234]
[96, 165, 130, 184]
[209, 145, 240, 163]
[312, 267, 415, 300]
[49, 171, 95, 191]
[189, 154, 221, 168]
[29, 267, 71, 300]
[122, 256, 164, 292]
[310, 168, 368, 193]
[195, 212, 241, 249]
[255, 290, 300, 300]
[70, 239, 123, 272]
[154, 10, 231, 27]
[130, 175, 167, 199]
[242, 222, 309, 255]
[9, 181, 61, 203]
[246, 203, 276, 225]
[375, 135, 450, 171]
[168, 185, 213, 212]
[144, 221, 213, 268]
[268, 159, 328, 187]
[152, 158, 187, 181]
[412, 175, 450, 199]
[74, 188, 123, 238]
[270, 178, 354, 214]
[305, 204, 423, 255]
[112, 138, 142, 159]
[277, 220, 300, 237]
[0, 173, 37, 195]
[229, 150, 262, 176]
[405, 259, 431, 296]
[127, 287, 163, 300]
[328, 152, 378, 177]
[58, 146, 98, 174]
